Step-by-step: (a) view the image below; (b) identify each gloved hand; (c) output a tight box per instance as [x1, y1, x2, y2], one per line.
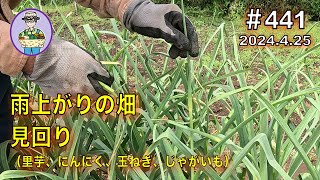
[123, 0, 199, 59]
[25, 37, 114, 99]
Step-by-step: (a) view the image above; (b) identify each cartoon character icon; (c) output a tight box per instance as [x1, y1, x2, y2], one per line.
[18, 11, 46, 55]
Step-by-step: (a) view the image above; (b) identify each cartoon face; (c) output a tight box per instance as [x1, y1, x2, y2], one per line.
[25, 19, 36, 28]
[22, 11, 40, 28]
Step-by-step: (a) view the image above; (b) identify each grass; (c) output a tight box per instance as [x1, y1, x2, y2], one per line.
[1, 0, 320, 179]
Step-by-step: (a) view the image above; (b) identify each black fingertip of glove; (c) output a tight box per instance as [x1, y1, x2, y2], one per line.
[167, 11, 200, 58]
[189, 31, 200, 57]
[190, 47, 199, 57]
[179, 50, 188, 58]
[169, 45, 195, 59]
[165, 12, 191, 51]
[87, 72, 114, 95]
[169, 45, 180, 59]
[171, 26, 191, 51]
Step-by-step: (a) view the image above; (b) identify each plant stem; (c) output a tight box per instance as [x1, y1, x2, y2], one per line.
[180, 0, 194, 179]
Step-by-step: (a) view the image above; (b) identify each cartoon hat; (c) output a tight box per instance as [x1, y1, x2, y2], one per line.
[0, 0, 19, 23]
[22, 11, 40, 21]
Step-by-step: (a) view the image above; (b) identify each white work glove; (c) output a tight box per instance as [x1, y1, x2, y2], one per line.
[25, 37, 114, 99]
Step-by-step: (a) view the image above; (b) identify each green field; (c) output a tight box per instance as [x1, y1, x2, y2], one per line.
[0, 1, 320, 180]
